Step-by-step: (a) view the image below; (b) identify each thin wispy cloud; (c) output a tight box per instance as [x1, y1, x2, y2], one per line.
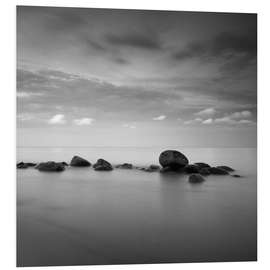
[153, 115, 166, 121]
[73, 118, 95, 126]
[195, 108, 216, 117]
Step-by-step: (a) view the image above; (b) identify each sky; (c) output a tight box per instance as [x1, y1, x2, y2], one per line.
[17, 6, 257, 147]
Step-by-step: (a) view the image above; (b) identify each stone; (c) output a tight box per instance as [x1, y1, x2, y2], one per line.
[36, 161, 65, 172]
[61, 162, 69, 166]
[149, 164, 160, 170]
[70, 156, 91, 167]
[189, 174, 205, 183]
[199, 167, 211, 176]
[184, 164, 200, 174]
[93, 159, 113, 171]
[159, 150, 189, 170]
[216, 166, 235, 172]
[25, 162, 37, 167]
[232, 174, 241, 178]
[194, 162, 211, 169]
[17, 162, 28, 169]
[160, 166, 173, 173]
[209, 167, 229, 175]
[115, 163, 133, 169]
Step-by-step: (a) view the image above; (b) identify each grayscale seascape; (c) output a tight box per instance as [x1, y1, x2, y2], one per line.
[17, 6, 257, 267]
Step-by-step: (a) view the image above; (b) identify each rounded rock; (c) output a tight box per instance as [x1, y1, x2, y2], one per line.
[159, 150, 189, 171]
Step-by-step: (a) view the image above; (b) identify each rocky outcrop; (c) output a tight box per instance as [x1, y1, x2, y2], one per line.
[209, 167, 229, 175]
[184, 164, 200, 174]
[93, 159, 113, 171]
[216, 166, 234, 172]
[189, 174, 205, 183]
[115, 163, 133, 169]
[36, 161, 65, 172]
[70, 156, 91, 167]
[159, 150, 189, 171]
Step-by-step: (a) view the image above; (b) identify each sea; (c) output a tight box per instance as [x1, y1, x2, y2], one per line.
[17, 147, 257, 266]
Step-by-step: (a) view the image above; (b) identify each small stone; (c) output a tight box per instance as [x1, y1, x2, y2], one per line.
[216, 166, 235, 172]
[232, 174, 241, 178]
[184, 164, 200, 174]
[17, 162, 28, 169]
[189, 174, 205, 183]
[199, 167, 211, 176]
[115, 163, 133, 169]
[36, 161, 65, 172]
[209, 167, 229, 175]
[194, 162, 211, 169]
[93, 159, 113, 171]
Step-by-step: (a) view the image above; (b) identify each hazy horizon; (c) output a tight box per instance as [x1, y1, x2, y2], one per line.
[17, 7, 257, 147]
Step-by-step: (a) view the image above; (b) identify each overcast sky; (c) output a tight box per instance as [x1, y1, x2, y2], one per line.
[17, 6, 257, 147]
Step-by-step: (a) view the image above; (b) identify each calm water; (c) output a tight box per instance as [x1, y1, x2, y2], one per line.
[17, 147, 257, 266]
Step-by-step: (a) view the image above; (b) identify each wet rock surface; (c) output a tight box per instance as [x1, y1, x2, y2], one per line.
[93, 159, 113, 171]
[115, 163, 133, 169]
[70, 156, 91, 167]
[35, 161, 65, 172]
[189, 174, 205, 183]
[159, 150, 189, 171]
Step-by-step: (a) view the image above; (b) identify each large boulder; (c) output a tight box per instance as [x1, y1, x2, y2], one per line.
[209, 167, 229, 175]
[216, 165, 234, 172]
[159, 150, 189, 171]
[184, 164, 200, 174]
[70, 156, 91, 167]
[189, 174, 205, 183]
[93, 159, 113, 171]
[36, 161, 65, 172]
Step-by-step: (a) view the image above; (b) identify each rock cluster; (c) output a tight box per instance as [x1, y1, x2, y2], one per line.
[17, 151, 240, 181]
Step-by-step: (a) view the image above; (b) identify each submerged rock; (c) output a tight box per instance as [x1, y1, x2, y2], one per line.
[232, 174, 241, 178]
[184, 164, 200, 174]
[36, 161, 65, 172]
[143, 165, 160, 172]
[93, 159, 113, 171]
[194, 162, 211, 169]
[17, 162, 28, 169]
[70, 156, 91, 167]
[199, 167, 211, 176]
[189, 174, 205, 183]
[209, 167, 229, 175]
[216, 166, 235, 172]
[160, 166, 173, 173]
[159, 150, 189, 171]
[115, 163, 133, 169]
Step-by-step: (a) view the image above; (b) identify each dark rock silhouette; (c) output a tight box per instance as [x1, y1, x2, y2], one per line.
[61, 162, 69, 166]
[17, 162, 28, 169]
[199, 167, 211, 176]
[184, 164, 200, 174]
[142, 165, 160, 172]
[159, 150, 189, 171]
[209, 167, 229, 175]
[189, 174, 205, 183]
[216, 166, 234, 172]
[115, 163, 133, 169]
[232, 174, 241, 178]
[194, 162, 211, 169]
[70, 156, 91, 167]
[36, 161, 65, 172]
[93, 159, 113, 171]
[160, 166, 173, 173]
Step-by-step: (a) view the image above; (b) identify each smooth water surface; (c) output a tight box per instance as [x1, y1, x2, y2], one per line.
[17, 147, 257, 266]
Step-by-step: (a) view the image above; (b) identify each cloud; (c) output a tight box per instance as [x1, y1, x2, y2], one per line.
[153, 115, 166, 121]
[73, 118, 94, 126]
[202, 118, 213, 124]
[17, 113, 34, 121]
[17, 91, 44, 98]
[105, 33, 161, 50]
[122, 123, 136, 129]
[195, 108, 216, 117]
[48, 114, 66, 124]
[172, 32, 257, 73]
[184, 118, 202, 125]
[230, 110, 252, 119]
